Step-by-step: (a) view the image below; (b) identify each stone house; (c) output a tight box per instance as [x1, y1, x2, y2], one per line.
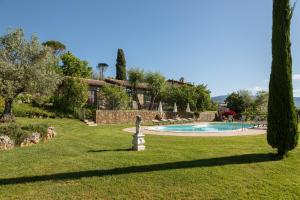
[85, 78, 152, 109]
[85, 78, 192, 109]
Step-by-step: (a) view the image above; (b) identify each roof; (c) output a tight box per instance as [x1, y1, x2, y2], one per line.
[104, 78, 151, 90]
[84, 79, 107, 87]
[167, 79, 193, 86]
[84, 78, 193, 90]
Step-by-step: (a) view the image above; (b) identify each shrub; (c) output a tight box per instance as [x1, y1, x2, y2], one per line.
[222, 110, 236, 117]
[74, 106, 95, 120]
[53, 77, 89, 112]
[22, 123, 49, 138]
[0, 124, 29, 145]
[0, 123, 49, 146]
[98, 85, 129, 110]
[194, 112, 200, 119]
[0, 97, 4, 113]
[155, 114, 163, 120]
[13, 103, 56, 118]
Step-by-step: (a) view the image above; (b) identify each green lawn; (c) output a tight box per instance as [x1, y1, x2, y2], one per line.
[0, 118, 299, 200]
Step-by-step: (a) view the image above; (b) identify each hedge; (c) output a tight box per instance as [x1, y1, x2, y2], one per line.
[0, 123, 49, 145]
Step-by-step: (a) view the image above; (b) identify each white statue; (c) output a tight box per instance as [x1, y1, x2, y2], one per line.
[132, 115, 145, 151]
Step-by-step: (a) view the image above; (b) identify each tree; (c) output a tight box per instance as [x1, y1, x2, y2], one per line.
[162, 84, 212, 112]
[167, 85, 196, 112]
[97, 63, 109, 80]
[226, 90, 254, 116]
[128, 68, 145, 109]
[42, 40, 66, 56]
[60, 51, 92, 78]
[98, 85, 129, 110]
[116, 49, 127, 80]
[0, 29, 61, 122]
[195, 84, 211, 112]
[145, 72, 166, 110]
[254, 91, 268, 114]
[238, 90, 254, 109]
[267, 0, 298, 157]
[53, 77, 89, 112]
[225, 92, 245, 114]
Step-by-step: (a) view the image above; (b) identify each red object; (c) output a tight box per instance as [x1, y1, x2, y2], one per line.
[223, 110, 236, 117]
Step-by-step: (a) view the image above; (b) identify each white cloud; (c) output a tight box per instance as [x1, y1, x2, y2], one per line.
[293, 74, 300, 81]
[247, 86, 267, 94]
[252, 86, 264, 92]
[247, 87, 300, 97]
[294, 89, 300, 97]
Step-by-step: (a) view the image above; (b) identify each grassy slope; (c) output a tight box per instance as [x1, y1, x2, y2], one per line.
[0, 118, 299, 200]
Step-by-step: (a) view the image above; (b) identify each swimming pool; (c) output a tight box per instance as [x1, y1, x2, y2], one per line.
[147, 122, 254, 133]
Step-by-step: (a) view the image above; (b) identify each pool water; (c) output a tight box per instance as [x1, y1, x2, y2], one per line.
[148, 123, 254, 133]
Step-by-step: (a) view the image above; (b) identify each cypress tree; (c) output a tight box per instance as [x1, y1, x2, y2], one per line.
[267, 0, 299, 157]
[116, 48, 127, 80]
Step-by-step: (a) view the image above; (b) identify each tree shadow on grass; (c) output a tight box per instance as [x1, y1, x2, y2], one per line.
[87, 148, 132, 153]
[0, 153, 280, 185]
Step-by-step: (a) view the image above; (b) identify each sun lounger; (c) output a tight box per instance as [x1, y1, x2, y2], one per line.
[240, 115, 246, 122]
[182, 118, 190, 123]
[152, 119, 160, 125]
[251, 116, 260, 127]
[176, 118, 183, 123]
[160, 119, 169, 124]
[250, 116, 267, 127]
[168, 119, 176, 124]
[187, 118, 194, 122]
[257, 120, 267, 127]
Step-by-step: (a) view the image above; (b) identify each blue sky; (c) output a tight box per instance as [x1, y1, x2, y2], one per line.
[0, 0, 299, 96]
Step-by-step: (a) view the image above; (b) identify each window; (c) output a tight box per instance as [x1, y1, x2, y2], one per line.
[88, 90, 95, 105]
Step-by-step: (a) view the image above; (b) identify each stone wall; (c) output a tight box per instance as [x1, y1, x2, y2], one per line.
[197, 111, 217, 122]
[95, 110, 160, 124]
[95, 110, 217, 124]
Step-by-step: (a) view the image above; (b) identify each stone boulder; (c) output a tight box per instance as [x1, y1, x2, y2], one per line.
[21, 132, 40, 147]
[0, 135, 14, 150]
[45, 126, 56, 140]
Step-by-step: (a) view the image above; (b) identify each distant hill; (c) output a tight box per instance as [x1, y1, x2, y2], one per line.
[211, 95, 227, 103]
[212, 95, 300, 108]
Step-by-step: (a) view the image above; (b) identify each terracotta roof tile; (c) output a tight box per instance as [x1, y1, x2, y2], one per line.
[104, 78, 150, 90]
[84, 79, 107, 86]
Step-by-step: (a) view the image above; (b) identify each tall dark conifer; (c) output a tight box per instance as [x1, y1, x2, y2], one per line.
[116, 48, 127, 80]
[267, 0, 298, 157]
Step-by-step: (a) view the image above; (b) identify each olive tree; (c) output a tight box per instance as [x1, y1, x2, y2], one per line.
[0, 29, 61, 122]
[195, 84, 211, 111]
[145, 71, 166, 110]
[128, 68, 145, 109]
[254, 91, 268, 114]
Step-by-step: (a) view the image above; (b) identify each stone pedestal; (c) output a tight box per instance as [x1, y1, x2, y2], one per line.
[132, 115, 145, 151]
[132, 133, 145, 151]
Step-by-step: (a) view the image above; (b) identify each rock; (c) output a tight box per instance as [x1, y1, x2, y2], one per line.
[45, 126, 56, 140]
[21, 132, 40, 147]
[0, 135, 14, 150]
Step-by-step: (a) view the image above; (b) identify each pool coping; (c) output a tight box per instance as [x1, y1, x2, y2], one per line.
[123, 122, 266, 137]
